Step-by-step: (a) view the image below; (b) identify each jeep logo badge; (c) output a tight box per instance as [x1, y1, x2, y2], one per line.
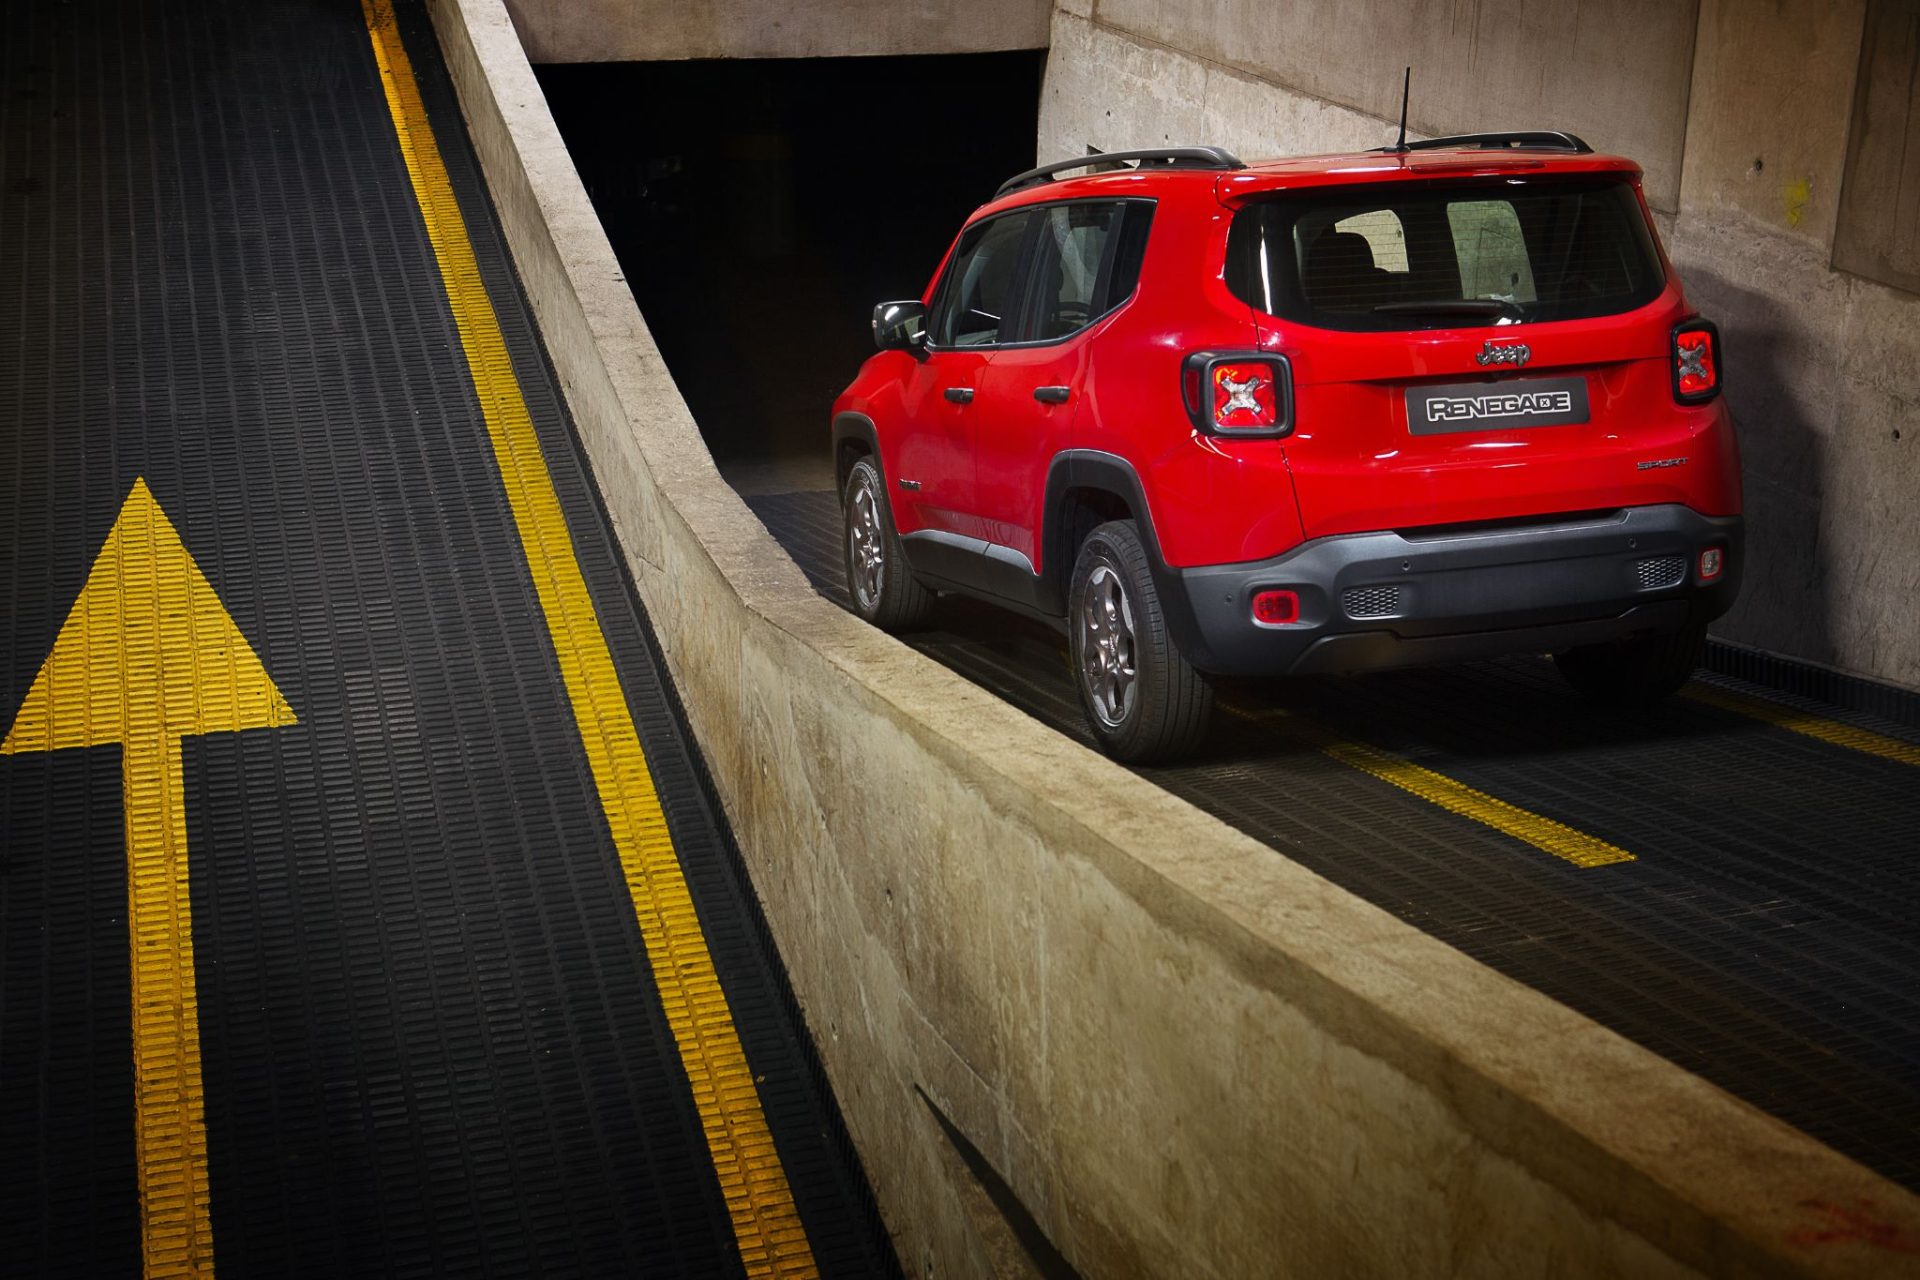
[1475, 340, 1532, 368]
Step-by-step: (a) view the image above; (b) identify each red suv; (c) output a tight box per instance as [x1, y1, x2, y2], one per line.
[832, 135, 1742, 761]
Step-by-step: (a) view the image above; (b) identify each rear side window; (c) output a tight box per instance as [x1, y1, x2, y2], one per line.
[1226, 177, 1664, 331]
[1017, 200, 1154, 342]
[1027, 203, 1118, 340]
[931, 212, 1032, 346]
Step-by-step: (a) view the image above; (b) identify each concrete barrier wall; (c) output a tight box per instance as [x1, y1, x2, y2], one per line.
[427, 0, 1920, 1274]
[499, 0, 1051, 63]
[1038, 0, 1920, 694]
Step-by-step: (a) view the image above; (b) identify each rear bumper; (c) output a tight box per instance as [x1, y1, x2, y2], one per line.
[1160, 505, 1743, 677]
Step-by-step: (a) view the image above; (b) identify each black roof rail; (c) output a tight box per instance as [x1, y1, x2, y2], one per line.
[994, 147, 1245, 199]
[1377, 130, 1594, 154]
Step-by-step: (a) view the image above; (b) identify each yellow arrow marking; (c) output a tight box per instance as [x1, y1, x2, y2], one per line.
[2, 478, 296, 1279]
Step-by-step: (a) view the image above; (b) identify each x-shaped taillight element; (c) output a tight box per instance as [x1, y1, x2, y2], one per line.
[1677, 343, 1710, 381]
[1219, 371, 1265, 416]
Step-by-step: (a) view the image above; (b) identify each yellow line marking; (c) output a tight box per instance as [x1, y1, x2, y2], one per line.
[1220, 702, 1635, 868]
[2, 478, 298, 1279]
[1682, 683, 1920, 768]
[359, 5, 817, 1273]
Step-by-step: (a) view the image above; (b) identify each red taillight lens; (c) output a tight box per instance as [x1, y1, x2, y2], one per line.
[1251, 589, 1299, 626]
[1182, 352, 1293, 436]
[1212, 362, 1279, 430]
[1699, 547, 1725, 580]
[1673, 321, 1720, 403]
[1675, 332, 1714, 396]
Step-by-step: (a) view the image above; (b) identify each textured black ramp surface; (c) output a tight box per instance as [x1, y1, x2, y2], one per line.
[0, 1, 895, 1276]
[749, 486, 1920, 1193]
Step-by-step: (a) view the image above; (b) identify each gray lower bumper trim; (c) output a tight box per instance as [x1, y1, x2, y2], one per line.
[1163, 505, 1743, 676]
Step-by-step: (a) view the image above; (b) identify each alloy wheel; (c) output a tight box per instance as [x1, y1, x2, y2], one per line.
[1079, 563, 1137, 728]
[848, 480, 885, 611]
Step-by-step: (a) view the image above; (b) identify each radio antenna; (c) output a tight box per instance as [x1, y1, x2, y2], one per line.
[1390, 67, 1411, 152]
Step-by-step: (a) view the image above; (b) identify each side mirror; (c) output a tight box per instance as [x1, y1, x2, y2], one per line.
[873, 300, 929, 357]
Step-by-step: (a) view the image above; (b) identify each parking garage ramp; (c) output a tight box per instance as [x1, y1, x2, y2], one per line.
[0, 1, 899, 1276]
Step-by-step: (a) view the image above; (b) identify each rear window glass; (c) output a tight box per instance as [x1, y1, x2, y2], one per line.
[1226, 177, 1664, 331]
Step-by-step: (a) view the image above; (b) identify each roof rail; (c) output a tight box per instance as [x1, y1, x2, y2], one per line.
[1377, 131, 1594, 155]
[994, 147, 1245, 199]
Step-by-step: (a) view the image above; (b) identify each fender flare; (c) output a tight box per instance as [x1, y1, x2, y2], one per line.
[1040, 450, 1201, 650]
[832, 411, 881, 493]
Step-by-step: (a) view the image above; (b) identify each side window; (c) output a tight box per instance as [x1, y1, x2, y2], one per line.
[1015, 201, 1153, 343]
[1023, 203, 1119, 341]
[1446, 200, 1537, 303]
[1104, 201, 1154, 309]
[931, 213, 1031, 347]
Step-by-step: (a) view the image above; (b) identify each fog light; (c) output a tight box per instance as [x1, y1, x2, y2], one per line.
[1699, 547, 1725, 580]
[1252, 589, 1300, 626]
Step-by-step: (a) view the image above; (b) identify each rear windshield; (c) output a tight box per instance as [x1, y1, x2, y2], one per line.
[1225, 177, 1665, 331]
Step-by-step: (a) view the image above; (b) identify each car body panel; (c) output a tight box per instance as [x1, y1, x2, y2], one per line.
[974, 337, 1089, 569]
[888, 346, 990, 538]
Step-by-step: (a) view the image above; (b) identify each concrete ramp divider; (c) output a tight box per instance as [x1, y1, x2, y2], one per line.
[425, 1, 1920, 1274]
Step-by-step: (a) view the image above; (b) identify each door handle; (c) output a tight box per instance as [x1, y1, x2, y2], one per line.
[944, 387, 975, 404]
[1033, 386, 1071, 404]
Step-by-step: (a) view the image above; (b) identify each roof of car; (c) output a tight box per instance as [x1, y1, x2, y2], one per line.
[977, 145, 1644, 219]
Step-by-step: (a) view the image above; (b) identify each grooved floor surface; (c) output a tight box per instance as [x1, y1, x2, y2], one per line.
[0, 2, 896, 1275]
[750, 486, 1920, 1194]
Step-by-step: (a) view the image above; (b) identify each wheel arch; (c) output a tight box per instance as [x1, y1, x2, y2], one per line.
[1041, 451, 1163, 613]
[1042, 450, 1204, 651]
[833, 411, 880, 494]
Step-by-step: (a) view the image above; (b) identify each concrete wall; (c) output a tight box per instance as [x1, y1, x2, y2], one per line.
[1674, 0, 1920, 690]
[1040, 0, 1920, 692]
[500, 0, 1052, 63]
[428, 0, 1920, 1275]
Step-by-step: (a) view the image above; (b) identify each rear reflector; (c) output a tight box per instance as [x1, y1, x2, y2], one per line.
[1699, 547, 1725, 580]
[1251, 589, 1300, 626]
[1672, 320, 1721, 404]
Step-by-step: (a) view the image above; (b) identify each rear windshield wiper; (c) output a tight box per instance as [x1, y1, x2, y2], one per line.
[1370, 300, 1520, 319]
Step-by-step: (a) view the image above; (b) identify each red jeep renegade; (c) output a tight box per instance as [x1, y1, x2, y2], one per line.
[831, 135, 1742, 762]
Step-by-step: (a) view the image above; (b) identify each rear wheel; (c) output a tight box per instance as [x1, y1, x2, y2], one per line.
[1069, 520, 1212, 762]
[842, 456, 934, 631]
[1554, 619, 1708, 704]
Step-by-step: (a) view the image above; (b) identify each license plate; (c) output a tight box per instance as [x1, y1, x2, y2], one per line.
[1406, 376, 1590, 435]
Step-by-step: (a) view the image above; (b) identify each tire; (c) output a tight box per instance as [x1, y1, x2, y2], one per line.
[1554, 618, 1708, 704]
[1068, 520, 1213, 762]
[842, 455, 934, 631]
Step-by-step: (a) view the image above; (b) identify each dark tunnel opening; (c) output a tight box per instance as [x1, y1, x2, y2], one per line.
[537, 51, 1046, 481]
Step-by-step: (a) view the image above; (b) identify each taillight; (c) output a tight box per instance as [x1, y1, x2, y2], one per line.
[1672, 319, 1721, 404]
[1182, 351, 1293, 437]
[1212, 362, 1278, 428]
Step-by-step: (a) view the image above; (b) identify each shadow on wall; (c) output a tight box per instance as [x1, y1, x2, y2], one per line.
[1684, 266, 1835, 668]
